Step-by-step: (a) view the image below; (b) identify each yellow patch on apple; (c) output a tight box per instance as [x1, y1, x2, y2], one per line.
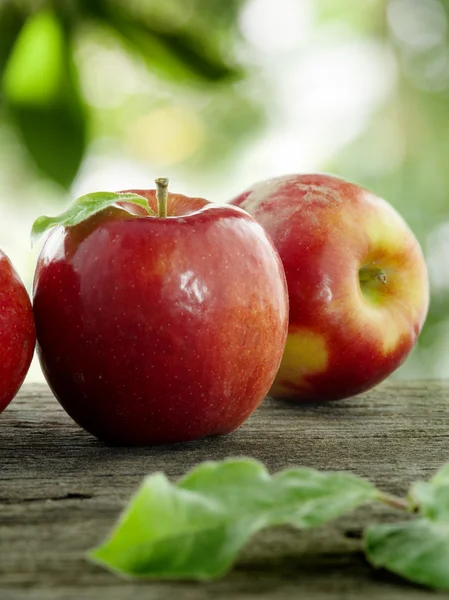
[270, 329, 328, 396]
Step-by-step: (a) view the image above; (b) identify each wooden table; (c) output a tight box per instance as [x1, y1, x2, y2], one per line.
[1, 381, 449, 599]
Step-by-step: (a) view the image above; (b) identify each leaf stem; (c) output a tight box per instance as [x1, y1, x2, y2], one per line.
[377, 492, 409, 512]
[155, 177, 169, 218]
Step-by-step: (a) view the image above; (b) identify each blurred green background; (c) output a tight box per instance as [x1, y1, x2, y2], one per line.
[0, 0, 447, 381]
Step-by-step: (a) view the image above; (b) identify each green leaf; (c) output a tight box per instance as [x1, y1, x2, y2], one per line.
[88, 458, 378, 580]
[0, 1, 26, 78]
[9, 102, 86, 188]
[115, 23, 241, 84]
[78, 0, 241, 85]
[2, 10, 87, 187]
[3, 10, 65, 106]
[365, 519, 449, 590]
[365, 464, 449, 590]
[411, 464, 449, 522]
[31, 191, 154, 245]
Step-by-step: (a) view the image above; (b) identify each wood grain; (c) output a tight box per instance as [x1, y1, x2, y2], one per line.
[1, 381, 449, 599]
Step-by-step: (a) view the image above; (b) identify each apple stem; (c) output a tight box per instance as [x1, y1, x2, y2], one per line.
[155, 177, 169, 218]
[359, 266, 387, 286]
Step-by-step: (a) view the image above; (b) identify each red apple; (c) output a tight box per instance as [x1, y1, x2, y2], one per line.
[32, 180, 288, 444]
[231, 174, 429, 401]
[0, 251, 35, 413]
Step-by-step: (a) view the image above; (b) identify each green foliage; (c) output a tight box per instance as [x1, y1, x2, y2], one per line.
[365, 463, 449, 590]
[2, 9, 87, 188]
[77, 0, 242, 85]
[88, 458, 449, 589]
[89, 458, 378, 580]
[3, 10, 66, 106]
[0, 0, 247, 188]
[365, 520, 449, 590]
[0, 1, 25, 77]
[89, 458, 449, 588]
[411, 463, 449, 522]
[316, 0, 387, 34]
[31, 191, 153, 245]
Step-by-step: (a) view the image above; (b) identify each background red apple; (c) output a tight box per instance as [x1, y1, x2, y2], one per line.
[231, 174, 429, 402]
[0, 251, 35, 413]
[33, 182, 288, 444]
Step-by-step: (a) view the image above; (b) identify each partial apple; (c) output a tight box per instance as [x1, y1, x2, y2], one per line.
[32, 180, 288, 444]
[231, 174, 429, 401]
[0, 251, 35, 413]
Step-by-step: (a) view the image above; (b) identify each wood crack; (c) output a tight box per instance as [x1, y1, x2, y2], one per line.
[0, 492, 93, 505]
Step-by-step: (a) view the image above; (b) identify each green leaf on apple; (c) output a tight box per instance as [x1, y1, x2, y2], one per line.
[31, 191, 154, 245]
[88, 458, 379, 580]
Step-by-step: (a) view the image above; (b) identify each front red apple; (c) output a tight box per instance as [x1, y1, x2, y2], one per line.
[231, 174, 429, 402]
[32, 182, 288, 444]
[0, 251, 35, 413]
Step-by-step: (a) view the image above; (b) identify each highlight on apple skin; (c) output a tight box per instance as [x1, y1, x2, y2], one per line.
[0, 251, 35, 413]
[32, 185, 289, 445]
[231, 173, 429, 402]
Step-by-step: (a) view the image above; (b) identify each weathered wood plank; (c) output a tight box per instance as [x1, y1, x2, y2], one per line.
[1, 381, 449, 599]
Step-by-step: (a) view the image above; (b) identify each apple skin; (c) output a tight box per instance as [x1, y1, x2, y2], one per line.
[0, 251, 35, 413]
[231, 174, 429, 402]
[33, 190, 288, 444]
